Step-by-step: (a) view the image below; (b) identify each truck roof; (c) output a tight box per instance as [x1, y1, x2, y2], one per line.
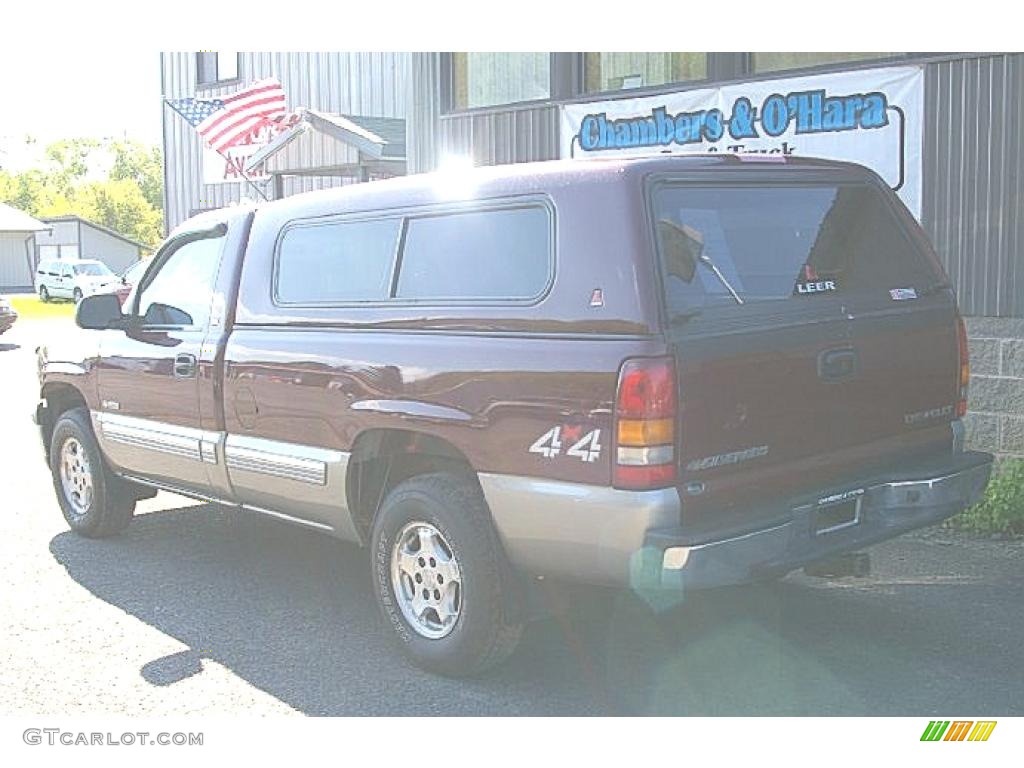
[256, 154, 879, 223]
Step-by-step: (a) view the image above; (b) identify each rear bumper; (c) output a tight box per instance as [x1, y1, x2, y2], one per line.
[481, 449, 993, 591]
[640, 450, 993, 591]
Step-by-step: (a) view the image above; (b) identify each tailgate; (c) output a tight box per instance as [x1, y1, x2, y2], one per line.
[650, 175, 958, 540]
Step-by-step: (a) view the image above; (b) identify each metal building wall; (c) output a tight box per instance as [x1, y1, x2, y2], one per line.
[161, 52, 410, 232]
[0, 233, 34, 289]
[79, 226, 141, 273]
[436, 106, 561, 168]
[922, 53, 1023, 318]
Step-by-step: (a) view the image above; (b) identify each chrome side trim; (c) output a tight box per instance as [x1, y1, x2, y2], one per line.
[93, 411, 207, 462]
[223, 434, 359, 543]
[478, 473, 680, 587]
[224, 435, 337, 486]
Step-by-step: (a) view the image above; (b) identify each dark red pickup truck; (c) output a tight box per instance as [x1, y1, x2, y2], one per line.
[35, 155, 992, 675]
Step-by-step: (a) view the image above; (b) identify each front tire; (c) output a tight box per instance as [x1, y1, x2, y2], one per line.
[370, 472, 523, 676]
[73, 288, 83, 303]
[39, 285, 49, 302]
[49, 408, 135, 538]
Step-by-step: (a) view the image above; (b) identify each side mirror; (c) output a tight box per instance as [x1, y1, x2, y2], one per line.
[76, 293, 126, 330]
[657, 219, 705, 284]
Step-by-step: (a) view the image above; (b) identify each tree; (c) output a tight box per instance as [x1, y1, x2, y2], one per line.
[108, 140, 163, 212]
[75, 179, 163, 247]
[0, 137, 163, 247]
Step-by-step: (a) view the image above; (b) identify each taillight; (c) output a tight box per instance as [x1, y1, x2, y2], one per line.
[956, 314, 970, 418]
[613, 356, 677, 490]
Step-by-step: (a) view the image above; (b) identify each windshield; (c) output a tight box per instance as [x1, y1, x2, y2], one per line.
[74, 263, 113, 277]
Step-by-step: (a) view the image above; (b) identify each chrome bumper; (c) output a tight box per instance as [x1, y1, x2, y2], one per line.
[641, 450, 993, 591]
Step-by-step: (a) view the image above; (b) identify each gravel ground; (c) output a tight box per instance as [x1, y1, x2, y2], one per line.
[2, 316, 1022, 716]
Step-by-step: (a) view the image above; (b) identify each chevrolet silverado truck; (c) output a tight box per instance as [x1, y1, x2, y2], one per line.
[35, 155, 993, 675]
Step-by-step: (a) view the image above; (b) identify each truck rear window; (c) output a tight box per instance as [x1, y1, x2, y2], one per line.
[652, 184, 936, 314]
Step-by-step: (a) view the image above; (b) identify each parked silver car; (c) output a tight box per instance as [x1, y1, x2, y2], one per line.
[35, 259, 120, 303]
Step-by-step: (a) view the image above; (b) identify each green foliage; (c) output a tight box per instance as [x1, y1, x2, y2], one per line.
[948, 459, 1024, 536]
[0, 137, 163, 248]
[108, 140, 163, 211]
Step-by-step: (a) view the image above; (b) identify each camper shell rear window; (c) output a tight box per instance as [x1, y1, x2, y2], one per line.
[651, 182, 939, 317]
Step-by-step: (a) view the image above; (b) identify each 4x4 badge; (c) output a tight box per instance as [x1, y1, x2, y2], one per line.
[529, 426, 602, 463]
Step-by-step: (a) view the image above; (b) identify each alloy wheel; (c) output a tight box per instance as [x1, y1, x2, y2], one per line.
[390, 521, 463, 639]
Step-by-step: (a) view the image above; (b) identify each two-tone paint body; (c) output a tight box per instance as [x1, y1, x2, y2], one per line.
[36, 155, 993, 589]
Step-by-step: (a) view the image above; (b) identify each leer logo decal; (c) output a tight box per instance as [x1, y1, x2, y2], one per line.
[529, 426, 602, 463]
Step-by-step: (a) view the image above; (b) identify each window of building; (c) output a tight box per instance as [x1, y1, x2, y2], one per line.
[276, 218, 401, 304]
[450, 53, 550, 110]
[583, 53, 707, 94]
[751, 53, 902, 74]
[396, 206, 551, 301]
[197, 51, 240, 86]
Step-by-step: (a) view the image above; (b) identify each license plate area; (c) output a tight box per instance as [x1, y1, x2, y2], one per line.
[813, 491, 863, 535]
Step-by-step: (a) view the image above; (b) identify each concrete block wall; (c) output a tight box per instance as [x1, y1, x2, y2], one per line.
[964, 317, 1024, 459]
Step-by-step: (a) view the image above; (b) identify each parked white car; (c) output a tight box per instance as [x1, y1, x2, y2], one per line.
[35, 259, 121, 303]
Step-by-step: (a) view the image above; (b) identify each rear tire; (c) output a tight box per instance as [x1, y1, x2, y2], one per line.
[370, 472, 523, 676]
[49, 408, 135, 538]
[39, 285, 49, 302]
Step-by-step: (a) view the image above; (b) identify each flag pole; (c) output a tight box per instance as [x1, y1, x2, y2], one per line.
[219, 147, 271, 202]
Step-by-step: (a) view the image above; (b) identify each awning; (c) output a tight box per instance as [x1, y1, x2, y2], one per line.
[246, 108, 406, 178]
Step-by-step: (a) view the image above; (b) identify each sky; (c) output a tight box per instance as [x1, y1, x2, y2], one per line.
[0, 49, 163, 171]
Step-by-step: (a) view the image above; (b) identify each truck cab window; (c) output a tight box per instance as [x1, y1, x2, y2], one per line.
[136, 235, 224, 328]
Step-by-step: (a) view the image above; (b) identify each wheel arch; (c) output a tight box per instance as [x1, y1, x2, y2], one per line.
[39, 382, 90, 461]
[346, 428, 479, 542]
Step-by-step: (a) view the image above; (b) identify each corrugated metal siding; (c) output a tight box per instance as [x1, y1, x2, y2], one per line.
[79, 227, 140, 273]
[0, 233, 34, 289]
[161, 52, 409, 231]
[923, 54, 1023, 318]
[437, 105, 560, 168]
[407, 53, 441, 173]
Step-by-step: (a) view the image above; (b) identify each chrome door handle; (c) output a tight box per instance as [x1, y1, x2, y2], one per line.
[174, 353, 197, 378]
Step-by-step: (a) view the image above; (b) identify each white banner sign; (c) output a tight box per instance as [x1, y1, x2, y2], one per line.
[201, 119, 282, 186]
[561, 65, 924, 217]
[202, 143, 271, 186]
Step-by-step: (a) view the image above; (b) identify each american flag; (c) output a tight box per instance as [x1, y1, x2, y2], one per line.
[166, 78, 289, 153]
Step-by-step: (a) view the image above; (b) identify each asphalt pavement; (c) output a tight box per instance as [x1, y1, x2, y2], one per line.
[2, 315, 1022, 715]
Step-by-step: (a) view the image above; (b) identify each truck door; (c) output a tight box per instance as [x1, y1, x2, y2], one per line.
[93, 226, 227, 492]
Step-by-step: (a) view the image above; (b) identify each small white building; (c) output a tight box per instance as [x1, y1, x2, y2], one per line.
[0, 202, 49, 291]
[36, 216, 148, 275]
